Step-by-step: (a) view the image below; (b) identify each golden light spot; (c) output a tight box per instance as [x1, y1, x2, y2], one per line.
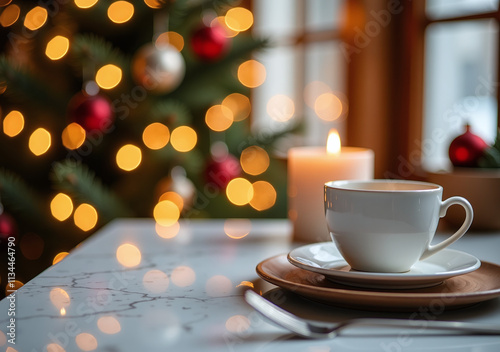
[225, 7, 253, 32]
[29, 128, 51, 156]
[226, 178, 253, 206]
[3, 110, 24, 137]
[24, 6, 47, 30]
[107, 1, 134, 24]
[5, 280, 23, 295]
[170, 126, 197, 152]
[20, 233, 44, 260]
[159, 191, 183, 211]
[49, 287, 71, 309]
[0, 1, 12, 7]
[46, 343, 66, 352]
[171, 266, 196, 287]
[75, 333, 98, 351]
[75, 0, 98, 9]
[225, 315, 251, 333]
[206, 275, 232, 297]
[205, 105, 233, 132]
[46, 35, 70, 60]
[143, 269, 169, 293]
[116, 243, 141, 267]
[60, 307, 66, 316]
[95, 64, 122, 89]
[73, 203, 98, 231]
[97, 316, 121, 334]
[116, 144, 142, 171]
[155, 31, 184, 52]
[238, 60, 266, 88]
[266, 94, 295, 122]
[314, 93, 343, 121]
[142, 122, 170, 150]
[304, 81, 331, 108]
[153, 200, 180, 227]
[53, 252, 69, 265]
[0, 4, 20, 27]
[221, 93, 250, 121]
[224, 219, 251, 239]
[50, 193, 74, 221]
[211, 16, 238, 38]
[326, 129, 341, 154]
[6, 347, 18, 352]
[250, 181, 276, 211]
[240, 146, 269, 176]
[155, 221, 180, 239]
[144, 0, 163, 9]
[236, 281, 254, 288]
[62, 123, 86, 150]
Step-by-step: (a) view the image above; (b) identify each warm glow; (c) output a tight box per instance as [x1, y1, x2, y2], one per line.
[250, 181, 276, 211]
[225, 315, 251, 333]
[49, 287, 71, 309]
[170, 126, 197, 152]
[206, 275, 233, 297]
[240, 146, 269, 176]
[75, 0, 98, 9]
[24, 6, 47, 30]
[238, 60, 266, 88]
[6, 347, 18, 352]
[155, 31, 184, 52]
[205, 105, 233, 132]
[116, 144, 142, 171]
[107, 1, 134, 24]
[0, 1, 12, 6]
[75, 333, 98, 351]
[143, 269, 169, 293]
[326, 129, 341, 154]
[0, 4, 20, 27]
[62, 123, 86, 150]
[314, 92, 343, 121]
[236, 281, 254, 288]
[29, 128, 51, 156]
[155, 222, 180, 239]
[142, 122, 170, 150]
[5, 280, 23, 295]
[53, 252, 69, 265]
[159, 191, 183, 211]
[46, 343, 66, 352]
[224, 219, 251, 239]
[226, 178, 254, 206]
[144, 0, 163, 9]
[51, 193, 74, 221]
[304, 81, 331, 108]
[96, 64, 122, 89]
[171, 266, 196, 287]
[267, 94, 295, 121]
[73, 203, 98, 231]
[46, 35, 70, 60]
[97, 316, 121, 334]
[60, 307, 66, 316]
[211, 16, 238, 38]
[3, 110, 24, 137]
[225, 7, 253, 32]
[116, 243, 141, 267]
[221, 93, 250, 121]
[153, 200, 180, 227]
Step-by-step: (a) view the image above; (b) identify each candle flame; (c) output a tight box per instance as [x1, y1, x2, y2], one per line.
[326, 129, 341, 154]
[60, 307, 66, 316]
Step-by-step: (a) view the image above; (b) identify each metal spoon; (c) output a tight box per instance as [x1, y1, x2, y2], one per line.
[244, 290, 500, 339]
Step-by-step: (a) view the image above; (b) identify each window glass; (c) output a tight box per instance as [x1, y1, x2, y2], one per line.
[253, 0, 299, 38]
[426, 0, 498, 20]
[305, 0, 344, 32]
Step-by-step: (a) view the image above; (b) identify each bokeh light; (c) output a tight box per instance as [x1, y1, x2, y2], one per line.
[225, 315, 251, 333]
[159, 191, 183, 211]
[143, 269, 169, 293]
[304, 81, 331, 108]
[73, 203, 98, 231]
[95, 64, 122, 89]
[314, 92, 343, 121]
[53, 252, 69, 265]
[2, 110, 24, 137]
[46, 35, 70, 60]
[144, 0, 163, 9]
[5, 280, 23, 295]
[116, 243, 141, 267]
[205, 104, 233, 132]
[155, 31, 184, 52]
[29, 128, 51, 156]
[226, 178, 253, 206]
[211, 16, 238, 38]
[206, 275, 232, 297]
[75, 0, 98, 9]
[50, 193, 74, 221]
[142, 122, 170, 150]
[171, 266, 196, 287]
[20, 233, 44, 260]
[0, 4, 20, 27]
[224, 219, 251, 239]
[240, 146, 269, 176]
[62, 123, 86, 150]
[0, 1, 12, 7]
[46, 343, 66, 352]
[221, 93, 251, 121]
[266, 94, 295, 121]
[97, 316, 121, 334]
[116, 144, 142, 171]
[75, 333, 98, 351]
[24, 6, 48, 31]
[153, 200, 180, 226]
[49, 287, 71, 309]
[250, 181, 276, 211]
[238, 60, 266, 88]
[155, 221, 180, 239]
[225, 7, 253, 32]
[107, 1, 134, 24]
[170, 126, 197, 152]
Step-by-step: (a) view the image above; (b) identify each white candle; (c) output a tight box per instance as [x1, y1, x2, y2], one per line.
[288, 130, 374, 242]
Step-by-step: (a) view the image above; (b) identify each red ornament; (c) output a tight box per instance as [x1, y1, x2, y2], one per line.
[449, 124, 489, 167]
[0, 212, 17, 243]
[204, 154, 241, 190]
[190, 24, 230, 62]
[68, 92, 114, 132]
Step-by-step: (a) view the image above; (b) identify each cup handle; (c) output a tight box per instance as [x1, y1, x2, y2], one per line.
[420, 196, 473, 261]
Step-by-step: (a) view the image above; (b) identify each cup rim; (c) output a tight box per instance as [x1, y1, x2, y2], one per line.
[325, 179, 442, 192]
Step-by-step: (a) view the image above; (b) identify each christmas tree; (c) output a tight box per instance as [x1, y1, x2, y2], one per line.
[0, 0, 293, 292]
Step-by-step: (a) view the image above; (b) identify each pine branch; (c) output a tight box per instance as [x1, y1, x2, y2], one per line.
[71, 34, 129, 72]
[51, 161, 132, 222]
[168, 0, 240, 30]
[150, 99, 192, 126]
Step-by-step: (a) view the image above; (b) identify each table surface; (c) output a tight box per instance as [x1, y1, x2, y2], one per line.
[1, 219, 500, 352]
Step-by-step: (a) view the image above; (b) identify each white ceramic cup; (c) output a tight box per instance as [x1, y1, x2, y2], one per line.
[324, 179, 473, 273]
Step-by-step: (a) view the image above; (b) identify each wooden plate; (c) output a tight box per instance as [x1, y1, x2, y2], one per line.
[256, 255, 500, 312]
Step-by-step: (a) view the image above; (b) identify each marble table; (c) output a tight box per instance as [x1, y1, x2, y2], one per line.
[1, 219, 500, 352]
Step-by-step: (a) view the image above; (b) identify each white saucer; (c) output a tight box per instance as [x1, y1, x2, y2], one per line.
[287, 242, 481, 289]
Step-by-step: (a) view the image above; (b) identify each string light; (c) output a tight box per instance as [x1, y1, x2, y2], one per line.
[170, 126, 197, 152]
[50, 193, 74, 221]
[95, 64, 122, 89]
[250, 181, 276, 211]
[142, 122, 170, 150]
[226, 178, 253, 206]
[0, 4, 20, 27]
[53, 252, 69, 265]
[221, 93, 251, 121]
[205, 105, 233, 132]
[46, 36, 70, 60]
[2, 110, 24, 137]
[73, 203, 98, 231]
[62, 123, 86, 150]
[29, 128, 51, 156]
[238, 60, 266, 88]
[153, 200, 180, 226]
[24, 6, 48, 31]
[155, 31, 184, 51]
[75, 0, 98, 9]
[107, 1, 134, 24]
[240, 146, 270, 175]
[116, 144, 142, 171]
[225, 7, 253, 32]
